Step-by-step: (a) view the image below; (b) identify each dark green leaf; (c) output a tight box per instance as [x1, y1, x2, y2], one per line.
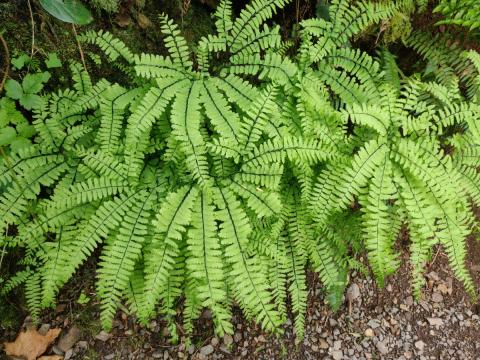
[39, 0, 93, 25]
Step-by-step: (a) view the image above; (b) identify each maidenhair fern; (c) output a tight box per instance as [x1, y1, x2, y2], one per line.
[1, 0, 478, 342]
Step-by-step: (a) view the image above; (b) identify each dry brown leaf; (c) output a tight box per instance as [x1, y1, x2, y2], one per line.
[38, 356, 63, 360]
[4, 327, 61, 360]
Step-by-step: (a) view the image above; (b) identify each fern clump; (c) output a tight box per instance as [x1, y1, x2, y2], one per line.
[1, 0, 479, 342]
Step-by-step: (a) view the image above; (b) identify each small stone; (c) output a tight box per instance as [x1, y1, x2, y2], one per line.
[311, 345, 319, 351]
[415, 340, 425, 351]
[95, 331, 111, 342]
[200, 344, 214, 356]
[105, 354, 115, 360]
[319, 339, 329, 349]
[188, 345, 195, 355]
[152, 351, 163, 358]
[376, 341, 388, 355]
[431, 292, 443, 303]
[164, 350, 169, 360]
[38, 324, 51, 336]
[234, 332, 242, 342]
[52, 346, 64, 355]
[332, 350, 343, 360]
[405, 296, 414, 307]
[364, 328, 374, 337]
[404, 351, 413, 359]
[334, 340, 342, 350]
[347, 283, 360, 302]
[211, 337, 219, 347]
[426, 317, 443, 327]
[367, 319, 380, 329]
[58, 326, 82, 352]
[223, 334, 233, 345]
[64, 349, 73, 360]
[257, 335, 266, 342]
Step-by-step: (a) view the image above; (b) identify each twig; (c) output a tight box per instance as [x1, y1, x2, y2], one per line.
[0, 32, 9, 93]
[27, 0, 35, 58]
[71, 24, 87, 71]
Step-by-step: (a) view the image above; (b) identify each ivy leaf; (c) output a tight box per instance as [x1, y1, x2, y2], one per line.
[0, 127, 17, 146]
[5, 80, 23, 100]
[39, 0, 93, 25]
[45, 53, 62, 68]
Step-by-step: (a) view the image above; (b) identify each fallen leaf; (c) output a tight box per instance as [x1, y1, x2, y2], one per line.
[38, 356, 63, 360]
[4, 327, 61, 360]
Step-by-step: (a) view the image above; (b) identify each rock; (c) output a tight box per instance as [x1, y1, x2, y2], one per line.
[188, 345, 195, 355]
[319, 339, 329, 349]
[367, 319, 380, 329]
[347, 284, 360, 302]
[64, 349, 73, 360]
[95, 331, 111, 342]
[415, 340, 425, 351]
[432, 292, 443, 303]
[223, 334, 233, 346]
[37, 324, 51, 336]
[211, 337, 219, 347]
[376, 341, 388, 355]
[164, 350, 169, 359]
[405, 296, 414, 307]
[233, 332, 242, 343]
[200, 345, 214, 356]
[77, 341, 88, 349]
[332, 350, 343, 360]
[58, 326, 81, 352]
[334, 340, 342, 350]
[426, 318, 443, 327]
[257, 335, 266, 342]
[152, 351, 163, 359]
[364, 328, 374, 337]
[105, 354, 115, 360]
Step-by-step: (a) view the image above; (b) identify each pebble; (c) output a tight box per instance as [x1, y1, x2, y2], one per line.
[431, 292, 443, 303]
[234, 332, 242, 342]
[223, 334, 233, 345]
[58, 326, 81, 352]
[200, 344, 214, 356]
[95, 331, 111, 342]
[415, 340, 426, 351]
[347, 283, 360, 301]
[332, 350, 343, 360]
[376, 341, 388, 355]
[64, 349, 73, 360]
[426, 317, 443, 327]
[367, 319, 380, 329]
[319, 339, 329, 349]
[364, 328, 374, 337]
[211, 337, 219, 347]
[152, 352, 163, 359]
[105, 354, 115, 360]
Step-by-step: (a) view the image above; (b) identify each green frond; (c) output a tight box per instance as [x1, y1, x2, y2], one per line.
[213, 186, 282, 332]
[159, 14, 193, 70]
[186, 190, 232, 336]
[140, 185, 198, 322]
[171, 81, 211, 187]
[97, 190, 155, 329]
[80, 30, 134, 64]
